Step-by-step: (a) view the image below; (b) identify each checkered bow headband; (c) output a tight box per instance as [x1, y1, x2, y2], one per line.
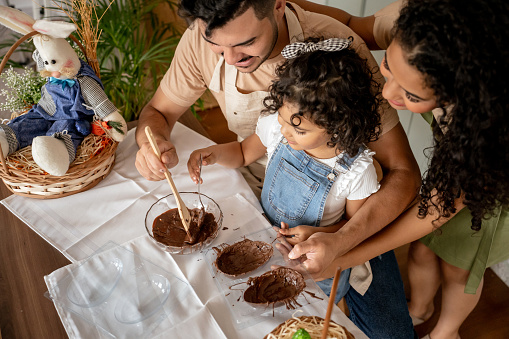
[281, 38, 352, 59]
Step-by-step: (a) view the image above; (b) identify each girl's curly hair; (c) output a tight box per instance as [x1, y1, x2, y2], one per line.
[263, 37, 382, 160]
[394, 0, 509, 230]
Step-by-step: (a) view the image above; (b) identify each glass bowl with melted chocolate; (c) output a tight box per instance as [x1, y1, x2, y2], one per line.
[145, 192, 223, 255]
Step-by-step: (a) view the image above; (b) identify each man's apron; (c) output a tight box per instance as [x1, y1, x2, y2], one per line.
[208, 6, 303, 196]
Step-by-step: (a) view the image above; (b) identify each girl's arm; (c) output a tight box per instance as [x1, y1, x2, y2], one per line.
[187, 134, 266, 183]
[277, 196, 369, 245]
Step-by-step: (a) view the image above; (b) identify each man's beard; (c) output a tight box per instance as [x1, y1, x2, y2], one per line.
[241, 18, 279, 74]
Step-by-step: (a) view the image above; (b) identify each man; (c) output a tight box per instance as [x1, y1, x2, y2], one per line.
[135, 1, 420, 337]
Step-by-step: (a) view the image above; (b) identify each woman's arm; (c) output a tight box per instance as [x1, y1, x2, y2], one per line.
[291, 0, 380, 50]
[312, 197, 466, 280]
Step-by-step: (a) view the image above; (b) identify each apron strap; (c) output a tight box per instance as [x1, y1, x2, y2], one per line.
[209, 56, 224, 93]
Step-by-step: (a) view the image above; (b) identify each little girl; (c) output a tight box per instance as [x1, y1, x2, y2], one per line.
[188, 37, 383, 305]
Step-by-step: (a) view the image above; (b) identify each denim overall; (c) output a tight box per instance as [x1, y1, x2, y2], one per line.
[261, 140, 361, 306]
[4, 60, 100, 154]
[262, 140, 416, 339]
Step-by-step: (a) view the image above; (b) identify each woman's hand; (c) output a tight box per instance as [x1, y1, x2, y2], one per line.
[272, 227, 343, 281]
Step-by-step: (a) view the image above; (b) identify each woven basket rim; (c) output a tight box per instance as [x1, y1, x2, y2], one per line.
[0, 138, 118, 184]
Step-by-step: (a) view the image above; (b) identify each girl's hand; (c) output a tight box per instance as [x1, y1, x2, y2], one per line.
[276, 222, 319, 245]
[187, 147, 217, 184]
[271, 233, 308, 273]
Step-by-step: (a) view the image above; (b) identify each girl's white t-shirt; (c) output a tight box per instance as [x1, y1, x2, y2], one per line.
[256, 114, 380, 226]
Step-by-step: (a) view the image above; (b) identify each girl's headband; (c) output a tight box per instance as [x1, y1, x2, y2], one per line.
[281, 38, 352, 59]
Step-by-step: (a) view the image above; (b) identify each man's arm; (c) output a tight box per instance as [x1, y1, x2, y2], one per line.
[340, 122, 421, 250]
[288, 122, 421, 277]
[135, 87, 189, 180]
[291, 0, 380, 49]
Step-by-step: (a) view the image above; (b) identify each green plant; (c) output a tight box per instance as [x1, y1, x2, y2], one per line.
[89, 0, 181, 121]
[0, 66, 46, 113]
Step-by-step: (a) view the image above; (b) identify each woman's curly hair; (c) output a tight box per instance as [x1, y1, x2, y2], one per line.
[394, 0, 509, 230]
[263, 37, 382, 160]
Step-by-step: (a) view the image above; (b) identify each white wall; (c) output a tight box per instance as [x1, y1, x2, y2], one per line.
[3, 0, 53, 19]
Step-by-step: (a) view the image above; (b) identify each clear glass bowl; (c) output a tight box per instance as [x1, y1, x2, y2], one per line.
[114, 273, 171, 324]
[145, 192, 223, 255]
[67, 257, 124, 308]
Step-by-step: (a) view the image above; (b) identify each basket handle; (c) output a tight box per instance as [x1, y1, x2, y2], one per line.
[0, 31, 91, 174]
[0, 143, 8, 175]
[0, 32, 91, 76]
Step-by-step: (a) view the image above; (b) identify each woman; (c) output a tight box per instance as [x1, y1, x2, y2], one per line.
[284, 1, 509, 338]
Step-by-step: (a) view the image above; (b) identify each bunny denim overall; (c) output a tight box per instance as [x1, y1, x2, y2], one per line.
[261, 140, 416, 339]
[1, 60, 100, 161]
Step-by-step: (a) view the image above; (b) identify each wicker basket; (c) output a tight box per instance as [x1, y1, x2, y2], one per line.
[0, 32, 118, 199]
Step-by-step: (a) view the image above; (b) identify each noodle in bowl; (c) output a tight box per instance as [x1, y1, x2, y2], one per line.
[264, 312, 355, 339]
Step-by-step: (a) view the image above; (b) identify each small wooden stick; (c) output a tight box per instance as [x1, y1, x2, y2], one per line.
[0, 143, 9, 175]
[144, 126, 193, 239]
[321, 267, 342, 339]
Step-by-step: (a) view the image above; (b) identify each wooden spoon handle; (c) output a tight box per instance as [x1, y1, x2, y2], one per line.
[321, 267, 342, 339]
[144, 126, 192, 233]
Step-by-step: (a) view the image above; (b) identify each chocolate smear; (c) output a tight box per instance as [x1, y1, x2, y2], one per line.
[152, 207, 218, 246]
[244, 267, 306, 310]
[214, 239, 273, 276]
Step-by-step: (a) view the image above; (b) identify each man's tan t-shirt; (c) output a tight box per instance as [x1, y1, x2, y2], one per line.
[160, 2, 399, 138]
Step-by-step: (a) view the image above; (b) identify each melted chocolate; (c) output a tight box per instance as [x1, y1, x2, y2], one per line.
[214, 239, 274, 276]
[244, 267, 305, 309]
[152, 208, 217, 246]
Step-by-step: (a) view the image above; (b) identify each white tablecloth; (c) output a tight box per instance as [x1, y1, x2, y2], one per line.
[2, 124, 367, 339]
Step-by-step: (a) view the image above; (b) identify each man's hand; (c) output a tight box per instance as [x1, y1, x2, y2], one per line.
[135, 139, 178, 180]
[134, 87, 190, 180]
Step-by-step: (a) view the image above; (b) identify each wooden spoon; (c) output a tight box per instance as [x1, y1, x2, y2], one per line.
[321, 267, 342, 339]
[144, 126, 193, 242]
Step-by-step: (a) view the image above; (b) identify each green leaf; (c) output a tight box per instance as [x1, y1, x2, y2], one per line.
[292, 329, 312, 339]
[107, 121, 125, 135]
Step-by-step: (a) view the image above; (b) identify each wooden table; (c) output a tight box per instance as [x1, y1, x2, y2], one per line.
[0, 111, 209, 339]
[0, 181, 70, 339]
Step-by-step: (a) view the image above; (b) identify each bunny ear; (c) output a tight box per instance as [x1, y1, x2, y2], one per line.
[33, 20, 76, 39]
[0, 5, 36, 35]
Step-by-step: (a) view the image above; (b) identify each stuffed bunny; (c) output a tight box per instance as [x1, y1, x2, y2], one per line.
[0, 6, 127, 176]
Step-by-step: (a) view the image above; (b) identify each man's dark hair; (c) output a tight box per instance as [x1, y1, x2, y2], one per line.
[178, 0, 276, 37]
